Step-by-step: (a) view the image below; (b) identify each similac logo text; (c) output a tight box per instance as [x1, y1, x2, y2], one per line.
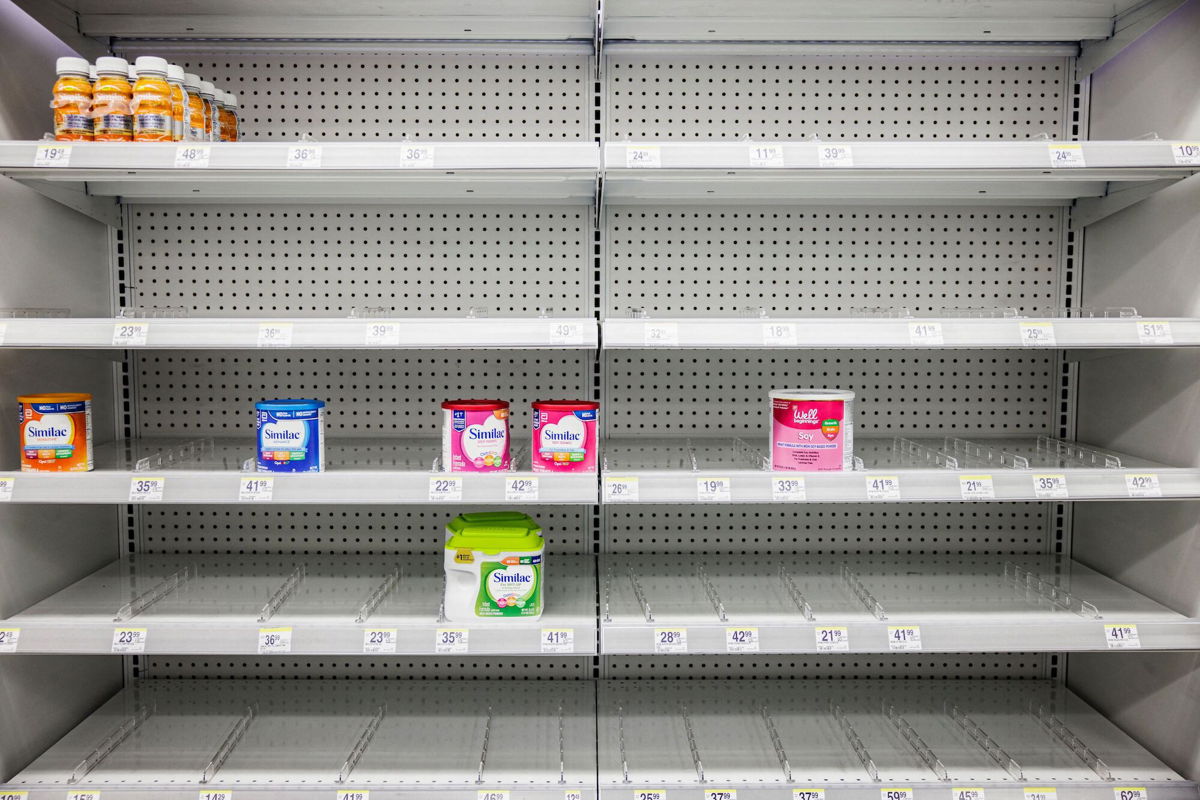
[23, 414, 74, 446]
[468, 427, 506, 440]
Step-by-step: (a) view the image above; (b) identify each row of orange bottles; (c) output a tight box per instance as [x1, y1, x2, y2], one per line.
[53, 56, 239, 142]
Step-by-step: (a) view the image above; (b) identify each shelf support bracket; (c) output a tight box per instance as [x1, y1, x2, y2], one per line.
[945, 702, 1023, 780]
[9, 179, 121, 228]
[1072, 179, 1184, 230]
[69, 704, 154, 784]
[114, 566, 191, 621]
[337, 705, 386, 784]
[1077, 0, 1191, 78]
[201, 705, 256, 784]
[883, 701, 949, 781]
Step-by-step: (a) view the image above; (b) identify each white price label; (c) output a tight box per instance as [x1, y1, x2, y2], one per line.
[815, 626, 849, 652]
[286, 144, 322, 168]
[908, 321, 944, 346]
[257, 322, 294, 347]
[635, 792, 666, 800]
[1020, 322, 1057, 346]
[1172, 142, 1200, 165]
[436, 628, 469, 653]
[112, 627, 147, 653]
[362, 628, 397, 654]
[0, 628, 20, 653]
[238, 476, 274, 502]
[112, 321, 149, 346]
[882, 790, 914, 800]
[866, 475, 901, 500]
[0, 477, 13, 502]
[1033, 474, 1068, 499]
[626, 145, 661, 169]
[549, 321, 585, 345]
[199, 792, 232, 800]
[174, 144, 211, 168]
[762, 322, 797, 345]
[1048, 144, 1085, 167]
[1024, 789, 1057, 800]
[1125, 473, 1162, 498]
[478, 792, 510, 800]
[706, 792, 738, 800]
[725, 627, 759, 653]
[888, 625, 922, 651]
[643, 322, 678, 346]
[258, 627, 292, 654]
[605, 476, 640, 503]
[429, 476, 464, 502]
[33, 143, 71, 167]
[129, 477, 165, 502]
[1136, 321, 1173, 344]
[1115, 789, 1148, 800]
[541, 628, 575, 653]
[749, 143, 784, 168]
[959, 475, 995, 500]
[772, 476, 806, 502]
[954, 789, 986, 800]
[0, 794, 27, 800]
[338, 792, 370, 800]
[1105, 624, 1141, 649]
[505, 477, 539, 502]
[654, 628, 687, 653]
[364, 322, 400, 346]
[794, 791, 825, 800]
[68, 792, 101, 800]
[565, 793, 584, 800]
[697, 477, 732, 502]
[818, 144, 854, 167]
[400, 144, 434, 167]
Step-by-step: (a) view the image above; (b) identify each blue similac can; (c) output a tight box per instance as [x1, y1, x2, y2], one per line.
[255, 399, 325, 473]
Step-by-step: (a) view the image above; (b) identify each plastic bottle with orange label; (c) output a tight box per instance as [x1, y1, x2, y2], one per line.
[91, 57, 133, 141]
[131, 56, 173, 142]
[199, 81, 219, 141]
[182, 73, 206, 141]
[218, 91, 239, 142]
[224, 93, 240, 141]
[51, 57, 93, 141]
[165, 63, 187, 141]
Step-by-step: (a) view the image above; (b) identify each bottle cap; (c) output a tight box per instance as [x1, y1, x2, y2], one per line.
[55, 56, 90, 76]
[183, 73, 201, 90]
[89, 66, 97, 81]
[127, 65, 138, 80]
[133, 56, 168, 76]
[166, 64, 185, 82]
[199, 80, 215, 98]
[226, 93, 238, 109]
[94, 56, 129, 76]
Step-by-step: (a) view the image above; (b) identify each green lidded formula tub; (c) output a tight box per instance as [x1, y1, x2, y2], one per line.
[443, 512, 544, 622]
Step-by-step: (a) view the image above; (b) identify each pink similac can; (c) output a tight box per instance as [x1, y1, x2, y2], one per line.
[531, 400, 599, 472]
[441, 400, 511, 472]
[770, 389, 855, 471]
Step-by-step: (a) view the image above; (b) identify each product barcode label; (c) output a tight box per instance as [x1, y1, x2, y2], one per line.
[882, 790, 914, 800]
[706, 791, 738, 800]
[400, 144, 434, 167]
[174, 144, 211, 168]
[762, 322, 797, 345]
[604, 476, 640, 503]
[541, 628, 575, 653]
[238, 477, 274, 502]
[549, 321, 585, 345]
[908, 321, 944, 345]
[959, 475, 995, 500]
[1172, 142, 1200, 165]
[1136, 321, 1173, 344]
[129, 477, 165, 502]
[0, 477, 13, 502]
[697, 477, 732, 502]
[257, 322, 294, 347]
[1033, 474, 1069, 499]
[199, 792, 232, 800]
[725, 627, 759, 653]
[815, 626, 849, 652]
[364, 322, 401, 346]
[866, 476, 901, 500]
[1105, 624, 1141, 649]
[954, 789, 985, 800]
[362, 628, 397, 654]
[429, 476, 464, 502]
[505, 477, 539, 502]
[1020, 321, 1056, 346]
[1125, 474, 1162, 498]
[626, 145, 661, 168]
[0, 628, 20, 653]
[286, 144, 321, 168]
[654, 628, 687, 653]
[112, 322, 148, 346]
[888, 625, 922, 651]
[1115, 788, 1148, 800]
[478, 792, 509, 800]
[33, 143, 71, 167]
[338, 791, 369, 800]
[643, 321, 678, 345]
[1048, 144, 1085, 167]
[112, 627, 147, 653]
[749, 143, 784, 168]
[258, 627, 292, 654]
[1024, 789, 1057, 800]
[772, 477, 805, 501]
[794, 791, 825, 800]
[435, 628, 468, 653]
[819, 144, 854, 167]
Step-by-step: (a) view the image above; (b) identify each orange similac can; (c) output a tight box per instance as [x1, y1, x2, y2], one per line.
[18, 393, 94, 472]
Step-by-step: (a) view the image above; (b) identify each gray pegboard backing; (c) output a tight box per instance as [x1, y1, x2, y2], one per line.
[605, 504, 1047, 555]
[601, 654, 1047, 679]
[604, 352, 1056, 436]
[604, 207, 1062, 318]
[140, 506, 589, 555]
[605, 45, 1070, 141]
[129, 205, 590, 317]
[140, 656, 593, 680]
[115, 42, 592, 141]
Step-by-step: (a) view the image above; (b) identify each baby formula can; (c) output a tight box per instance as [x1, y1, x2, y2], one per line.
[531, 400, 599, 472]
[18, 393, 93, 472]
[443, 512, 544, 623]
[769, 389, 855, 471]
[441, 400, 510, 472]
[255, 399, 325, 473]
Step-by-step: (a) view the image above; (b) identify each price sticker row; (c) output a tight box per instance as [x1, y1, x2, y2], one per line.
[696, 477, 731, 502]
[258, 626, 292, 654]
[505, 477, 539, 502]
[0, 628, 20, 653]
[0, 477, 13, 502]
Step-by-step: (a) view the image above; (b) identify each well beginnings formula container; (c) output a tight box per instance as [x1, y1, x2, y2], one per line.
[255, 399, 325, 473]
[531, 400, 599, 472]
[18, 393, 93, 472]
[441, 400, 510, 472]
[769, 389, 855, 471]
[443, 512, 544, 622]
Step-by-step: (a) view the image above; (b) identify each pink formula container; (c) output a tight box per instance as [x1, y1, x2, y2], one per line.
[770, 389, 855, 472]
[531, 400, 599, 472]
[441, 400, 511, 472]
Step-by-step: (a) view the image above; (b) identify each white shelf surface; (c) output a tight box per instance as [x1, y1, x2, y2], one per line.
[1, 438, 597, 505]
[601, 553, 1198, 654]
[3, 679, 598, 800]
[600, 436, 1200, 503]
[603, 316, 1200, 350]
[601, 0, 1146, 41]
[0, 141, 600, 204]
[0, 316, 598, 349]
[599, 679, 1197, 799]
[602, 141, 1200, 205]
[2, 554, 595, 656]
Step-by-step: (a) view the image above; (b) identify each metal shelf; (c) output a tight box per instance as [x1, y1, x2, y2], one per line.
[1, 438, 597, 505]
[2, 554, 595, 656]
[3, 679, 597, 800]
[0, 316, 597, 350]
[600, 436, 1200, 503]
[599, 679, 1197, 799]
[600, 553, 1198, 654]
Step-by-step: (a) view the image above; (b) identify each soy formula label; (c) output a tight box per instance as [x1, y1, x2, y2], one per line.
[255, 400, 325, 473]
[770, 390, 855, 471]
[476, 555, 542, 617]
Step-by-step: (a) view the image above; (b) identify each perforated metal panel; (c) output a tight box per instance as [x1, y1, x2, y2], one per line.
[601, 654, 1047, 679]
[140, 656, 593, 679]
